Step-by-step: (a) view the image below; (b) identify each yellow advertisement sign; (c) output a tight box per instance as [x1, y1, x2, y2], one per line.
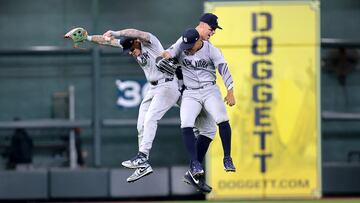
[206, 1, 321, 199]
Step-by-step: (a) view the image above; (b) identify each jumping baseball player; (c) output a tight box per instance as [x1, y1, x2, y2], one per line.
[192, 13, 235, 172]
[160, 25, 235, 193]
[65, 28, 180, 183]
[159, 13, 235, 193]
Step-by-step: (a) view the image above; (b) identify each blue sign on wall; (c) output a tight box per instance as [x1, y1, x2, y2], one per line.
[115, 79, 149, 108]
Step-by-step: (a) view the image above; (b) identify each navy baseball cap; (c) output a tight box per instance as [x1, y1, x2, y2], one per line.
[119, 37, 135, 51]
[180, 28, 200, 51]
[199, 13, 222, 30]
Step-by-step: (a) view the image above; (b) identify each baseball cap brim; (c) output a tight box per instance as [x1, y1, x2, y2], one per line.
[209, 24, 222, 30]
[179, 42, 196, 51]
[214, 25, 223, 30]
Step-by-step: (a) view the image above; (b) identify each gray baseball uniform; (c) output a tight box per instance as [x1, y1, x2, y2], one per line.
[168, 38, 233, 135]
[169, 38, 217, 140]
[135, 33, 180, 156]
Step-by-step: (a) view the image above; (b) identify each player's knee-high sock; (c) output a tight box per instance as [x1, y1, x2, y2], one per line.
[196, 135, 212, 163]
[218, 121, 231, 157]
[181, 127, 197, 161]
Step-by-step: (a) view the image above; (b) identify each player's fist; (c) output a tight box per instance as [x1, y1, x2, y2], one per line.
[103, 30, 116, 38]
[224, 89, 236, 106]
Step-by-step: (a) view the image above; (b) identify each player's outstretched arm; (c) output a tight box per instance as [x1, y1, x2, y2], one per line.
[87, 35, 123, 48]
[162, 38, 182, 59]
[64, 27, 122, 48]
[103, 29, 150, 43]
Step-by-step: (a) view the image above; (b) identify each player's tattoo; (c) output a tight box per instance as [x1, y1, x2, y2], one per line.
[90, 35, 122, 48]
[114, 29, 150, 43]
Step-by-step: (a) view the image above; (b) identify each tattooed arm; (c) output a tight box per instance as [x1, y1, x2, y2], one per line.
[102, 29, 150, 43]
[86, 35, 123, 48]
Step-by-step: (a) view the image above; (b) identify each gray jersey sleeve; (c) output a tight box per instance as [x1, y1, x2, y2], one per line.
[210, 45, 234, 90]
[166, 37, 182, 58]
[143, 33, 164, 53]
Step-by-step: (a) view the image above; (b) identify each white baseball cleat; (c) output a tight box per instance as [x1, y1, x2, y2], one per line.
[126, 164, 153, 183]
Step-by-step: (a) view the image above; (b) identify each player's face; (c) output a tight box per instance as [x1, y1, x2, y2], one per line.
[185, 40, 203, 55]
[129, 40, 141, 57]
[201, 23, 216, 41]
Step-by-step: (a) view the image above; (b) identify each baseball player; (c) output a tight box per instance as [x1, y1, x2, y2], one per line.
[192, 13, 235, 172]
[160, 13, 235, 193]
[65, 28, 180, 182]
[161, 26, 235, 192]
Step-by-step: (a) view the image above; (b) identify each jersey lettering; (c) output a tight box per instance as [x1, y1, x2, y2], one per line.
[182, 59, 209, 69]
[182, 59, 192, 67]
[137, 51, 150, 67]
[195, 59, 208, 69]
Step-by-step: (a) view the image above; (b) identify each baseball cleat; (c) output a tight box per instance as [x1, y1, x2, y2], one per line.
[126, 163, 153, 183]
[190, 160, 204, 177]
[122, 152, 149, 169]
[223, 156, 236, 172]
[183, 170, 212, 194]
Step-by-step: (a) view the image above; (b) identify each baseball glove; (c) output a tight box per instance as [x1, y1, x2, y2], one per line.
[155, 57, 181, 77]
[64, 27, 88, 49]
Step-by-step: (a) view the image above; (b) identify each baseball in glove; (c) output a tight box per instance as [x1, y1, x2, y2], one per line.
[64, 27, 88, 49]
[155, 57, 181, 77]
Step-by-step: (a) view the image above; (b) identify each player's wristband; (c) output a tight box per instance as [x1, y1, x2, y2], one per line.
[227, 83, 234, 91]
[86, 35, 92, 41]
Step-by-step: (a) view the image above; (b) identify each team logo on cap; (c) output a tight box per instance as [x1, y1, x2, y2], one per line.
[183, 37, 188, 43]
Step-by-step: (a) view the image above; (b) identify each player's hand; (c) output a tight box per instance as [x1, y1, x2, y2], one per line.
[224, 89, 236, 106]
[102, 30, 116, 41]
[102, 30, 114, 37]
[161, 51, 172, 59]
